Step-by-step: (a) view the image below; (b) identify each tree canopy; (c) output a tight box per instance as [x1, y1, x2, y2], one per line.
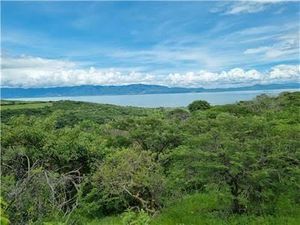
[1, 92, 299, 224]
[188, 100, 211, 112]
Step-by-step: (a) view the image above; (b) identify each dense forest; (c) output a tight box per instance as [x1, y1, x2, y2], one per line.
[1, 92, 299, 225]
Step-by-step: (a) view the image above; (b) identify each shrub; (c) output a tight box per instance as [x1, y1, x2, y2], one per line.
[93, 149, 166, 213]
[188, 100, 211, 112]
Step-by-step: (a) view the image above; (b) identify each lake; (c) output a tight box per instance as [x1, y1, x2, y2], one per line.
[8, 89, 298, 108]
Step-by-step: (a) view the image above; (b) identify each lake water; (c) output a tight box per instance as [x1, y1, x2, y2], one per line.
[8, 89, 298, 108]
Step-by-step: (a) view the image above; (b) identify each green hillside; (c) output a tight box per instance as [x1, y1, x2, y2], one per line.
[1, 92, 299, 225]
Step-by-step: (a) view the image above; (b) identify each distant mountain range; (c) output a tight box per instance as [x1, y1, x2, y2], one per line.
[1, 83, 299, 99]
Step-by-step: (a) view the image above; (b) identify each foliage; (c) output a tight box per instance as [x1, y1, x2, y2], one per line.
[166, 108, 190, 121]
[1, 102, 52, 110]
[129, 117, 183, 154]
[122, 209, 150, 225]
[188, 100, 211, 112]
[1, 92, 300, 224]
[0, 197, 10, 225]
[93, 149, 166, 213]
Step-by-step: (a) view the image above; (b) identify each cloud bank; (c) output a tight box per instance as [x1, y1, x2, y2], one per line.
[1, 55, 299, 88]
[167, 65, 299, 87]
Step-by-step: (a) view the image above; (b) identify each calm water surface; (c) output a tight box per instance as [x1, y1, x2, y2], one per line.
[9, 89, 298, 107]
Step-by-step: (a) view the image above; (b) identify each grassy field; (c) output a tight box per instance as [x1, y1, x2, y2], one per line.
[78, 193, 300, 225]
[0, 100, 52, 110]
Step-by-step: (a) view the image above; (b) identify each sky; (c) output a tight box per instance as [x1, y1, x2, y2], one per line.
[1, 0, 300, 88]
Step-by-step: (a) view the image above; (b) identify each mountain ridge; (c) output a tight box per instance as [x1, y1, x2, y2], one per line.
[1, 83, 299, 98]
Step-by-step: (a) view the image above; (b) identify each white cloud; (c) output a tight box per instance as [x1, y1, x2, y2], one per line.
[1, 55, 155, 88]
[1, 55, 299, 88]
[109, 47, 225, 70]
[166, 66, 299, 87]
[213, 1, 284, 15]
[269, 64, 300, 79]
[226, 2, 268, 15]
[243, 32, 299, 59]
[244, 47, 271, 55]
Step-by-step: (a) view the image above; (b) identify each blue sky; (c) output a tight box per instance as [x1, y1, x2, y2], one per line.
[1, 1, 299, 88]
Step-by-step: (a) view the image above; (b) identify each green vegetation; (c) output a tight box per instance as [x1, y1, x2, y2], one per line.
[188, 100, 211, 112]
[1, 101, 53, 110]
[1, 92, 299, 225]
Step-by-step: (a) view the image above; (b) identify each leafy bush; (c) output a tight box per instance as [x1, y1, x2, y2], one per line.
[92, 149, 166, 213]
[188, 100, 211, 112]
